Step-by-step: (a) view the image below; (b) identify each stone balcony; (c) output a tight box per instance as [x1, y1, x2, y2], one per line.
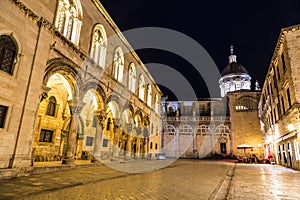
[165, 116, 230, 122]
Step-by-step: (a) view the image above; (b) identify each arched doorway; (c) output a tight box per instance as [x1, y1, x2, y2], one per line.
[120, 107, 134, 159]
[33, 72, 77, 163]
[104, 100, 120, 160]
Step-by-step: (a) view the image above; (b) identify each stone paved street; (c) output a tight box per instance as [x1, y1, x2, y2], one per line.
[228, 164, 300, 199]
[0, 160, 300, 200]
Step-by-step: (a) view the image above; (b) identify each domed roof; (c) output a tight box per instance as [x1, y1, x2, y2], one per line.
[221, 62, 249, 76]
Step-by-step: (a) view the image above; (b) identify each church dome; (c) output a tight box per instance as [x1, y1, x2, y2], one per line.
[219, 45, 252, 97]
[221, 62, 249, 76]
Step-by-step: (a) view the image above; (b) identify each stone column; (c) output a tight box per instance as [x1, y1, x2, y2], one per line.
[93, 110, 106, 162]
[62, 100, 85, 165]
[136, 138, 141, 158]
[112, 118, 120, 160]
[125, 123, 132, 160]
[144, 127, 149, 159]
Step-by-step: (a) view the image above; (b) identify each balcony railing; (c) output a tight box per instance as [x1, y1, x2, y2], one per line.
[166, 116, 230, 122]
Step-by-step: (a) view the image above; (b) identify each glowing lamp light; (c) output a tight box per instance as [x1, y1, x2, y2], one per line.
[288, 124, 295, 132]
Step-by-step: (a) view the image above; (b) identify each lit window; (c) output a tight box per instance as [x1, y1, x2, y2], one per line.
[0, 105, 8, 128]
[196, 125, 211, 135]
[138, 74, 145, 101]
[128, 63, 136, 92]
[0, 35, 17, 75]
[215, 125, 230, 136]
[39, 129, 54, 142]
[155, 95, 159, 114]
[90, 24, 107, 68]
[164, 125, 176, 135]
[54, 0, 82, 44]
[147, 84, 152, 107]
[235, 97, 257, 112]
[46, 96, 57, 116]
[113, 47, 124, 82]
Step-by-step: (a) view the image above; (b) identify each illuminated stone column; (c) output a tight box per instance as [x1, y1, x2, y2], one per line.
[136, 138, 141, 158]
[112, 118, 120, 160]
[125, 123, 132, 160]
[93, 110, 106, 162]
[143, 127, 149, 158]
[62, 100, 85, 165]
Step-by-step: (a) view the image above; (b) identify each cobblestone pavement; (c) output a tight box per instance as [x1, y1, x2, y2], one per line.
[228, 163, 300, 200]
[0, 160, 232, 200]
[0, 160, 299, 200]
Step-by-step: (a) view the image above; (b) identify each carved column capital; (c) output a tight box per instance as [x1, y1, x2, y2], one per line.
[94, 109, 107, 126]
[113, 118, 121, 128]
[67, 100, 85, 115]
[40, 85, 51, 102]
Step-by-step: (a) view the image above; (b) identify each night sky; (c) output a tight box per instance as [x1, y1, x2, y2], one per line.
[100, 0, 300, 100]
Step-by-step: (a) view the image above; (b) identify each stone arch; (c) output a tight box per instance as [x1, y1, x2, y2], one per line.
[196, 125, 211, 135]
[83, 81, 106, 110]
[134, 110, 143, 126]
[122, 103, 134, 115]
[164, 125, 176, 135]
[234, 96, 258, 112]
[214, 125, 230, 136]
[112, 47, 124, 82]
[105, 94, 122, 115]
[45, 58, 84, 101]
[143, 115, 150, 126]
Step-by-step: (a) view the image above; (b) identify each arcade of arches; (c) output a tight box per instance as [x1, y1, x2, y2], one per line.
[33, 69, 159, 164]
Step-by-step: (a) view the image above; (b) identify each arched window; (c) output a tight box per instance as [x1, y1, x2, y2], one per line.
[214, 125, 230, 137]
[55, 0, 82, 45]
[113, 47, 124, 82]
[0, 35, 17, 75]
[46, 96, 57, 116]
[147, 84, 152, 107]
[179, 125, 193, 135]
[155, 94, 159, 113]
[164, 125, 176, 135]
[128, 63, 136, 92]
[138, 74, 145, 101]
[196, 125, 211, 135]
[90, 24, 107, 68]
[235, 97, 258, 112]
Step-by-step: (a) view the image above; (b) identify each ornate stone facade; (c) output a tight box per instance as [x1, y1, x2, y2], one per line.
[259, 24, 300, 170]
[0, 0, 162, 172]
[162, 48, 263, 159]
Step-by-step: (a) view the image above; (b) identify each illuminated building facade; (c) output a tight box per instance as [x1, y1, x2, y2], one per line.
[162, 48, 263, 159]
[259, 25, 300, 170]
[0, 0, 161, 177]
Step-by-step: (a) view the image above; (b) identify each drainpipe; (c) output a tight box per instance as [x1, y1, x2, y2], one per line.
[9, 17, 43, 168]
